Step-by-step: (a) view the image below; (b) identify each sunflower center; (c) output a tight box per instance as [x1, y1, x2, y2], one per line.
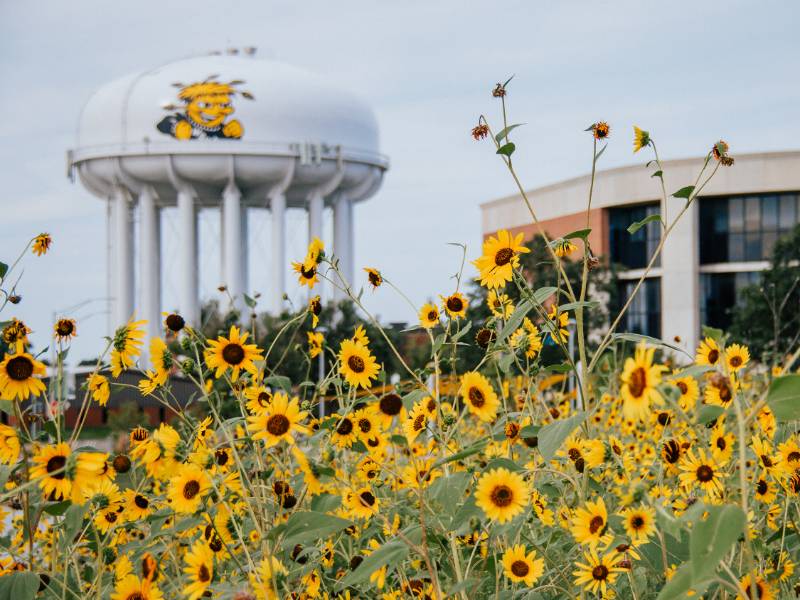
[348, 355, 366, 373]
[757, 480, 768, 495]
[490, 485, 513, 507]
[301, 264, 316, 279]
[165, 314, 185, 332]
[716, 437, 727, 450]
[413, 414, 426, 431]
[592, 565, 609, 581]
[183, 480, 201, 500]
[696, 464, 714, 482]
[368, 272, 381, 286]
[359, 491, 376, 506]
[134, 495, 149, 509]
[215, 450, 229, 466]
[568, 448, 582, 461]
[125, 593, 146, 600]
[257, 391, 272, 406]
[46, 455, 67, 479]
[427, 310, 438, 321]
[221, 343, 245, 365]
[510, 559, 529, 577]
[446, 297, 463, 312]
[198, 564, 211, 583]
[730, 355, 743, 367]
[494, 247, 514, 267]
[707, 349, 719, 364]
[663, 440, 680, 463]
[628, 367, 647, 398]
[266, 414, 291, 436]
[56, 321, 74, 337]
[358, 418, 372, 434]
[761, 454, 773, 468]
[719, 384, 732, 403]
[336, 418, 354, 436]
[379, 394, 403, 416]
[631, 515, 645, 530]
[744, 581, 765, 600]
[589, 515, 605, 534]
[6, 356, 34, 381]
[676, 381, 688, 394]
[468, 387, 485, 408]
[788, 451, 800, 463]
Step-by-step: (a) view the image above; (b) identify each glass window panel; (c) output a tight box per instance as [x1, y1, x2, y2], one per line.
[780, 194, 796, 229]
[745, 197, 760, 231]
[762, 232, 777, 258]
[618, 277, 661, 338]
[728, 232, 744, 262]
[728, 197, 744, 232]
[608, 203, 661, 269]
[744, 232, 761, 261]
[762, 195, 778, 230]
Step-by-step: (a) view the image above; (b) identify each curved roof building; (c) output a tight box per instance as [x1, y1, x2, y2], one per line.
[481, 151, 800, 351]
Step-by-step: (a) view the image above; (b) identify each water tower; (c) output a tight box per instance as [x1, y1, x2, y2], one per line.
[67, 50, 388, 355]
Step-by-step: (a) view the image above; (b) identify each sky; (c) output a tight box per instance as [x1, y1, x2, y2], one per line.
[1, 0, 799, 363]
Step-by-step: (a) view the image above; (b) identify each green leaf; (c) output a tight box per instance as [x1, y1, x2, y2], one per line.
[402, 388, 429, 410]
[62, 504, 85, 547]
[243, 293, 257, 309]
[701, 325, 724, 341]
[451, 321, 472, 342]
[497, 287, 557, 343]
[696, 404, 725, 425]
[627, 213, 663, 234]
[558, 300, 599, 312]
[651, 170, 663, 179]
[767, 374, 800, 422]
[537, 412, 585, 461]
[496, 142, 516, 157]
[0, 262, 7, 280]
[655, 562, 710, 600]
[595, 143, 607, 160]
[667, 364, 713, 380]
[432, 333, 446, 356]
[672, 185, 695, 199]
[338, 540, 409, 587]
[611, 333, 693, 359]
[562, 228, 592, 241]
[282, 511, 353, 547]
[43, 501, 71, 516]
[264, 375, 291, 393]
[494, 123, 524, 142]
[689, 504, 745, 583]
[0, 571, 40, 600]
[433, 441, 488, 468]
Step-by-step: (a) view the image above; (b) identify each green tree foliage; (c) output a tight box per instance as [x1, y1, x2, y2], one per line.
[730, 224, 800, 361]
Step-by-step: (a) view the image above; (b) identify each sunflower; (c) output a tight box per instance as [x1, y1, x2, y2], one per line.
[472, 229, 529, 289]
[571, 497, 609, 547]
[725, 343, 750, 373]
[2, 319, 29, 346]
[592, 121, 611, 140]
[205, 326, 263, 382]
[88, 373, 110, 406]
[0, 425, 19, 465]
[573, 549, 623, 595]
[487, 290, 514, 319]
[163, 312, 185, 333]
[331, 414, 358, 448]
[678, 449, 725, 497]
[474, 468, 529, 523]
[344, 486, 380, 519]
[32, 233, 52, 256]
[778, 437, 800, 470]
[632, 126, 650, 153]
[307, 331, 324, 358]
[753, 471, 777, 504]
[545, 304, 570, 343]
[244, 385, 273, 415]
[183, 539, 214, 600]
[751, 436, 784, 477]
[620, 506, 655, 543]
[167, 464, 210, 514]
[704, 373, 737, 408]
[502, 545, 544, 586]
[138, 370, 163, 396]
[440, 292, 469, 320]
[53, 318, 77, 342]
[0, 342, 46, 401]
[247, 391, 309, 447]
[695, 337, 722, 367]
[364, 267, 383, 289]
[510, 318, 543, 359]
[552, 238, 577, 258]
[418, 303, 440, 329]
[709, 421, 735, 464]
[338, 339, 380, 388]
[403, 401, 429, 443]
[459, 371, 500, 422]
[308, 295, 322, 328]
[620, 343, 666, 421]
[111, 575, 163, 600]
[304, 236, 325, 266]
[123, 489, 153, 521]
[149, 337, 172, 383]
[671, 371, 699, 412]
[292, 260, 319, 288]
[737, 574, 774, 600]
[249, 556, 286, 600]
[374, 392, 405, 428]
[31, 443, 72, 500]
[110, 318, 146, 377]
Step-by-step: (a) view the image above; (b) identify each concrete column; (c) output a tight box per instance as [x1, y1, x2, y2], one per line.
[308, 191, 324, 242]
[222, 182, 244, 315]
[269, 192, 286, 314]
[112, 186, 134, 328]
[177, 187, 200, 327]
[241, 205, 249, 303]
[333, 193, 353, 302]
[106, 197, 116, 336]
[138, 186, 160, 366]
[662, 199, 699, 352]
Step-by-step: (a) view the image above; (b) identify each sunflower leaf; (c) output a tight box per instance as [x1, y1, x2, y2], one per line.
[337, 539, 409, 588]
[0, 262, 7, 280]
[689, 504, 746, 583]
[496, 142, 516, 156]
[536, 412, 586, 461]
[656, 562, 711, 600]
[766, 374, 800, 422]
[672, 185, 695, 199]
[282, 511, 353, 548]
[494, 123, 524, 142]
[627, 213, 663, 234]
[0, 571, 40, 600]
[562, 228, 592, 240]
[611, 333, 693, 359]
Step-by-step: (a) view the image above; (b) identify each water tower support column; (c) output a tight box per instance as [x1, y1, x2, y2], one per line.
[222, 182, 244, 315]
[139, 187, 161, 362]
[112, 185, 134, 328]
[333, 193, 353, 301]
[177, 186, 200, 327]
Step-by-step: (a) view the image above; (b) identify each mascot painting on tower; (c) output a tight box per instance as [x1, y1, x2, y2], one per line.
[157, 76, 253, 140]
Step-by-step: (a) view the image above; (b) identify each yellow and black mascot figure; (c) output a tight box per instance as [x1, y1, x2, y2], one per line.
[157, 76, 253, 140]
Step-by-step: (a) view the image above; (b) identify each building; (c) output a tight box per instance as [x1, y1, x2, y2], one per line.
[67, 50, 388, 365]
[480, 151, 800, 352]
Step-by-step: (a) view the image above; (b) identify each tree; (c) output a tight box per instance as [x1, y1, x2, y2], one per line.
[730, 224, 800, 362]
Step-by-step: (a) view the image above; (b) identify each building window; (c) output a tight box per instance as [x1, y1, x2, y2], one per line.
[608, 203, 661, 269]
[617, 277, 661, 337]
[699, 193, 799, 264]
[700, 272, 760, 330]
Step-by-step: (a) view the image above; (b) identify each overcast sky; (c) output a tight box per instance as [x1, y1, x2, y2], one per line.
[1, 1, 798, 362]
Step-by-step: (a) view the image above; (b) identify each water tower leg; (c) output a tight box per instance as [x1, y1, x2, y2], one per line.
[177, 187, 200, 327]
[333, 193, 353, 302]
[269, 192, 286, 314]
[112, 186, 134, 328]
[222, 182, 244, 317]
[139, 186, 161, 366]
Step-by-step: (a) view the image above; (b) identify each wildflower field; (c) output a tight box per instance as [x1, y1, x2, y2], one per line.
[1, 84, 800, 600]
